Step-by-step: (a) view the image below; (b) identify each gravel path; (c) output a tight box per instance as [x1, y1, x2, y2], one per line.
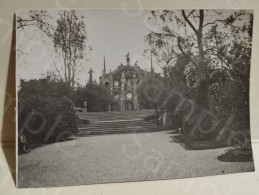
[18, 132, 254, 188]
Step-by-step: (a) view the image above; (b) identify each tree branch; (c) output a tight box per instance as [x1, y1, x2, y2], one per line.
[177, 37, 198, 68]
[187, 10, 195, 18]
[199, 10, 204, 31]
[166, 54, 181, 65]
[182, 10, 198, 34]
[202, 19, 226, 27]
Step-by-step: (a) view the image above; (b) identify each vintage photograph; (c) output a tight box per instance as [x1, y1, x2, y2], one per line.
[16, 9, 254, 188]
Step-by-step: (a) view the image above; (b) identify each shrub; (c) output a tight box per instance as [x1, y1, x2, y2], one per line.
[136, 77, 165, 109]
[217, 145, 253, 162]
[18, 78, 78, 144]
[72, 82, 113, 112]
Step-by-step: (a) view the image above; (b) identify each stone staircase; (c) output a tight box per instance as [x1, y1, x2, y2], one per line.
[75, 109, 167, 136]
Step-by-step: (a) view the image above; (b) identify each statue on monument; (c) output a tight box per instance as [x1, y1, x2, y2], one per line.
[126, 52, 130, 65]
[88, 68, 94, 83]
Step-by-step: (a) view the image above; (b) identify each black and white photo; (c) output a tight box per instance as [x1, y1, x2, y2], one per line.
[16, 9, 254, 188]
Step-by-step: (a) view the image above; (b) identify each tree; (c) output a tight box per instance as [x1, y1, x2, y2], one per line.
[145, 10, 253, 142]
[137, 77, 165, 109]
[145, 10, 252, 108]
[17, 10, 87, 87]
[53, 11, 87, 87]
[17, 10, 53, 36]
[72, 82, 113, 112]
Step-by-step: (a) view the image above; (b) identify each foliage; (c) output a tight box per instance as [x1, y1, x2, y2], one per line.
[173, 134, 226, 150]
[72, 82, 113, 112]
[17, 10, 88, 87]
[163, 55, 189, 91]
[17, 10, 53, 36]
[146, 10, 210, 107]
[53, 11, 87, 87]
[136, 77, 165, 109]
[18, 78, 78, 144]
[145, 10, 253, 146]
[217, 145, 253, 162]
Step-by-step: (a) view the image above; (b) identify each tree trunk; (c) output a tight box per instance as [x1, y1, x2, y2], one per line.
[197, 11, 209, 108]
[182, 10, 209, 108]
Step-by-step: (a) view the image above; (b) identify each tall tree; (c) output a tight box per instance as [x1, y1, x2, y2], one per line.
[145, 10, 252, 108]
[17, 10, 87, 87]
[53, 11, 87, 87]
[145, 10, 253, 141]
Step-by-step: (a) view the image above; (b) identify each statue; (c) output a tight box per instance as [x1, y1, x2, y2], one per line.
[127, 79, 131, 87]
[83, 101, 87, 113]
[126, 52, 130, 65]
[88, 68, 94, 83]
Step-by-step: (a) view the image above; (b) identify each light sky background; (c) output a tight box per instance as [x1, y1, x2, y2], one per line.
[16, 10, 159, 86]
[16, 10, 251, 86]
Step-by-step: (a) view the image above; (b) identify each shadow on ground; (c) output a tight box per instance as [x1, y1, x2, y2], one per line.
[169, 132, 227, 151]
[168, 133, 194, 150]
[18, 137, 79, 155]
[1, 15, 16, 185]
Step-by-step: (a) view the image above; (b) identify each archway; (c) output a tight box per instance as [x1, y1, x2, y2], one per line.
[104, 81, 110, 87]
[125, 101, 134, 111]
[113, 91, 120, 100]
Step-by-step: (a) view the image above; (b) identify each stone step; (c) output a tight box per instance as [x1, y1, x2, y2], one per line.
[79, 121, 158, 128]
[81, 125, 158, 130]
[79, 112, 153, 116]
[78, 114, 150, 117]
[78, 109, 155, 114]
[78, 126, 164, 132]
[78, 124, 163, 129]
[78, 112, 154, 118]
[76, 128, 166, 136]
[77, 109, 156, 122]
[75, 109, 163, 136]
[79, 117, 145, 121]
[81, 119, 153, 125]
[77, 121, 165, 134]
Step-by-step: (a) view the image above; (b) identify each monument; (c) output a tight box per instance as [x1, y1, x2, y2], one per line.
[99, 53, 155, 111]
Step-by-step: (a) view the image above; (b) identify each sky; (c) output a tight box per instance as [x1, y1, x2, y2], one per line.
[16, 10, 159, 86]
[16, 9, 252, 86]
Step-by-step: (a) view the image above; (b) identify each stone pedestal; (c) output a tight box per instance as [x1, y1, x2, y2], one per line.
[83, 101, 87, 113]
[158, 108, 168, 127]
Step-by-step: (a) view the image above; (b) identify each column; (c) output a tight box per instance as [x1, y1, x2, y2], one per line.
[120, 72, 125, 111]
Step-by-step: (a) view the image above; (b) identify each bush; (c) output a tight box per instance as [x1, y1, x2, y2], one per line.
[217, 146, 253, 162]
[165, 101, 218, 139]
[72, 82, 113, 112]
[136, 77, 165, 109]
[18, 78, 78, 144]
